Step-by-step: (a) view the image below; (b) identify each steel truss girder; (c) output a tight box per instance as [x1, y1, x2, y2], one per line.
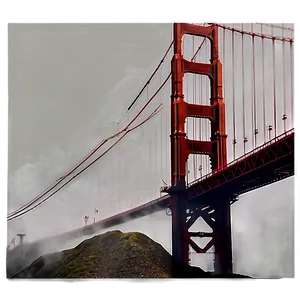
[186, 130, 294, 201]
[185, 204, 215, 254]
[183, 199, 232, 274]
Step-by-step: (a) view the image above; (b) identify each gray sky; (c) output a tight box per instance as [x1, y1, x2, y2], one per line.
[7, 23, 294, 277]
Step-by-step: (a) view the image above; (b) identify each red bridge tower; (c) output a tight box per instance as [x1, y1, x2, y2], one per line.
[168, 23, 232, 274]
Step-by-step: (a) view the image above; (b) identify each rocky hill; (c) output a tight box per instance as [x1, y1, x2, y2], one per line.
[10, 230, 249, 278]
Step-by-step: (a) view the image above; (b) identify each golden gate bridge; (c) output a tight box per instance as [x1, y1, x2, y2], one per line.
[7, 23, 294, 275]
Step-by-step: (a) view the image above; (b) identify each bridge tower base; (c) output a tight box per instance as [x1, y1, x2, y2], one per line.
[213, 199, 233, 274]
[171, 192, 233, 275]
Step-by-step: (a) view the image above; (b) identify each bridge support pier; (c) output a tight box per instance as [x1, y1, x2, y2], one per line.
[213, 199, 233, 274]
[171, 181, 189, 265]
[171, 195, 233, 274]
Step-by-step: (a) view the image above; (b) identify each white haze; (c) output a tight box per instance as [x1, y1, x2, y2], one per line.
[7, 23, 294, 278]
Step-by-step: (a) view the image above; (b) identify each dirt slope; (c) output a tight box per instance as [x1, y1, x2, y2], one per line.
[12, 230, 249, 279]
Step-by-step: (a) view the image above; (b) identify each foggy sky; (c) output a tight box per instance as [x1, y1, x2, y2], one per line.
[7, 23, 294, 277]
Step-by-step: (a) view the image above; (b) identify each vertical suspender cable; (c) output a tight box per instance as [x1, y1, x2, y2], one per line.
[261, 24, 266, 143]
[170, 30, 177, 184]
[115, 123, 122, 213]
[207, 40, 210, 174]
[232, 25, 236, 160]
[282, 24, 287, 132]
[223, 25, 227, 162]
[272, 26, 277, 138]
[193, 35, 196, 179]
[198, 47, 203, 177]
[252, 24, 257, 148]
[186, 57, 190, 184]
[290, 32, 294, 126]
[165, 78, 168, 183]
[184, 38, 190, 183]
[160, 66, 162, 177]
[204, 43, 208, 174]
[242, 24, 246, 154]
[147, 85, 151, 176]
[250, 25, 254, 150]
[153, 73, 158, 190]
[171, 40, 178, 184]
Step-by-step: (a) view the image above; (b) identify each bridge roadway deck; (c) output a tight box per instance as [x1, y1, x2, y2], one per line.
[20, 129, 294, 249]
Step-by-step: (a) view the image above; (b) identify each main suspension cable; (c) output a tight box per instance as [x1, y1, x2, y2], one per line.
[8, 104, 163, 221]
[127, 40, 174, 111]
[8, 73, 172, 219]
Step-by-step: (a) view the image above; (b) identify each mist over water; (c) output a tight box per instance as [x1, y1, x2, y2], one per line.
[7, 24, 294, 278]
[23, 177, 293, 278]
